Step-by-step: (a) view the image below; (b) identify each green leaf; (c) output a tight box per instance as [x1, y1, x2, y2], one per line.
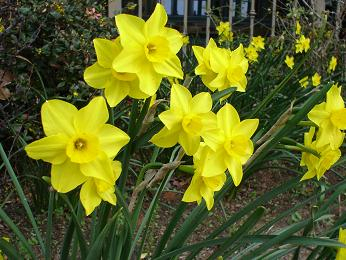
[0, 238, 22, 260]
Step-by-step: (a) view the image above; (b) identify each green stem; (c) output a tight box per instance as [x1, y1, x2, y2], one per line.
[135, 162, 163, 186]
[45, 189, 54, 260]
[297, 120, 318, 127]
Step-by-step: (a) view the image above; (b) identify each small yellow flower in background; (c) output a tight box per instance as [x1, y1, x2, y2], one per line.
[216, 21, 233, 43]
[84, 37, 148, 107]
[53, 2, 64, 15]
[251, 36, 265, 50]
[295, 35, 310, 53]
[202, 103, 259, 186]
[312, 72, 321, 87]
[245, 45, 259, 63]
[295, 21, 301, 35]
[25, 97, 130, 215]
[308, 84, 346, 149]
[113, 4, 183, 97]
[181, 34, 189, 45]
[182, 144, 226, 210]
[336, 227, 346, 260]
[328, 56, 337, 72]
[150, 84, 215, 155]
[285, 55, 294, 69]
[299, 76, 309, 88]
[0, 18, 5, 33]
[300, 127, 342, 181]
[194, 39, 248, 92]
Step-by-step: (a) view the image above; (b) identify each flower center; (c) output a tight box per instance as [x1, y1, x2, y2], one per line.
[66, 133, 100, 164]
[74, 138, 87, 151]
[330, 108, 346, 129]
[182, 115, 203, 136]
[111, 70, 136, 81]
[144, 36, 171, 62]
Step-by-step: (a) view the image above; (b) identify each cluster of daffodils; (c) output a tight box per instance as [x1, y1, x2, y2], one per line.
[300, 84, 345, 180]
[216, 21, 233, 43]
[244, 36, 265, 63]
[151, 84, 259, 209]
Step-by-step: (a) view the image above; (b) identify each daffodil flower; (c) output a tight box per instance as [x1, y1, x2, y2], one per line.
[312, 72, 321, 87]
[203, 104, 259, 186]
[216, 21, 233, 43]
[25, 97, 130, 215]
[328, 56, 337, 72]
[245, 45, 259, 63]
[251, 36, 265, 50]
[299, 76, 309, 88]
[182, 144, 226, 210]
[308, 84, 346, 149]
[194, 39, 248, 92]
[295, 21, 301, 35]
[84, 37, 149, 107]
[285, 55, 294, 69]
[336, 228, 346, 260]
[300, 127, 342, 181]
[112, 3, 183, 96]
[150, 84, 214, 155]
[295, 35, 310, 53]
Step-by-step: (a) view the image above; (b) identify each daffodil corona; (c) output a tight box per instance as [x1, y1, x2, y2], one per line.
[150, 84, 214, 155]
[112, 4, 183, 97]
[25, 97, 130, 215]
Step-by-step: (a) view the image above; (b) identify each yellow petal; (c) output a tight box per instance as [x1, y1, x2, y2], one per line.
[178, 131, 200, 156]
[74, 96, 108, 133]
[233, 119, 259, 138]
[182, 175, 202, 203]
[104, 77, 130, 107]
[210, 48, 229, 73]
[203, 173, 226, 191]
[200, 149, 227, 176]
[137, 64, 162, 96]
[190, 92, 212, 114]
[159, 110, 183, 130]
[171, 84, 192, 114]
[307, 102, 329, 126]
[51, 159, 87, 193]
[128, 78, 150, 99]
[316, 122, 344, 149]
[150, 126, 180, 148]
[84, 63, 112, 89]
[98, 186, 117, 205]
[93, 38, 120, 68]
[80, 179, 102, 216]
[152, 55, 183, 79]
[225, 157, 243, 186]
[113, 49, 147, 74]
[326, 84, 344, 111]
[25, 134, 68, 164]
[217, 103, 240, 137]
[115, 14, 145, 47]
[200, 185, 214, 210]
[41, 100, 78, 137]
[98, 124, 130, 158]
[80, 153, 115, 184]
[144, 3, 167, 37]
[192, 46, 205, 64]
[209, 72, 227, 90]
[300, 169, 316, 181]
[231, 44, 248, 72]
[331, 108, 346, 130]
[112, 160, 122, 181]
[163, 28, 183, 54]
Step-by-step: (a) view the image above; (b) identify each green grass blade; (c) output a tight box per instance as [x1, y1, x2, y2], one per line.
[0, 237, 22, 260]
[0, 143, 45, 255]
[60, 215, 75, 260]
[0, 208, 36, 259]
[45, 189, 54, 260]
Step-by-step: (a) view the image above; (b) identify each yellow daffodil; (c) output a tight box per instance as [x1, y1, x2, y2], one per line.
[299, 76, 309, 88]
[150, 84, 214, 155]
[251, 36, 265, 50]
[285, 55, 294, 69]
[194, 39, 248, 92]
[112, 4, 183, 96]
[25, 97, 130, 215]
[182, 144, 226, 210]
[336, 228, 346, 260]
[216, 21, 233, 43]
[202, 103, 259, 186]
[328, 56, 337, 72]
[84, 37, 149, 107]
[245, 45, 259, 63]
[300, 127, 342, 181]
[295, 21, 301, 35]
[295, 35, 310, 53]
[308, 84, 346, 149]
[312, 72, 321, 87]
